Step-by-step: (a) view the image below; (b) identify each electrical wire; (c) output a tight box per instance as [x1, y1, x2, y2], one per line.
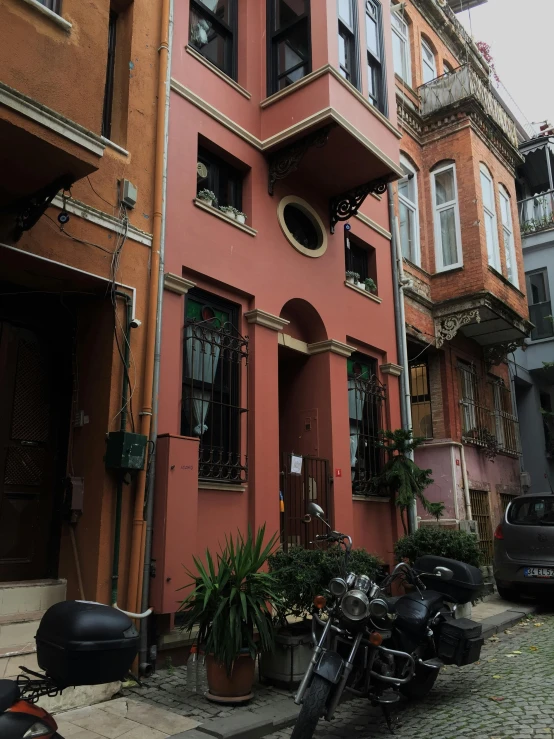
[44, 214, 115, 255]
[87, 175, 118, 210]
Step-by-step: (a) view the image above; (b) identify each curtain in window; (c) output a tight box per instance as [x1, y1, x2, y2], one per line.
[184, 325, 221, 436]
[348, 378, 365, 471]
[440, 207, 457, 266]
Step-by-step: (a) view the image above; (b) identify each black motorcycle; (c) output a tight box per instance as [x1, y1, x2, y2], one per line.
[291, 503, 484, 739]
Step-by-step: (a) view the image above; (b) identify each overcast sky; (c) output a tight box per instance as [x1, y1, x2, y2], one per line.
[457, 0, 554, 136]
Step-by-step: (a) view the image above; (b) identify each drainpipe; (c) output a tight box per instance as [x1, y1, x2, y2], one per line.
[125, 0, 172, 618]
[138, 0, 174, 677]
[387, 184, 417, 534]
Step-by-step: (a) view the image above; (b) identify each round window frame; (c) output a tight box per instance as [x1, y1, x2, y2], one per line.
[277, 196, 328, 258]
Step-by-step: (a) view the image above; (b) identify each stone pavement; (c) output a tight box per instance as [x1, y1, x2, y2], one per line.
[267, 610, 554, 739]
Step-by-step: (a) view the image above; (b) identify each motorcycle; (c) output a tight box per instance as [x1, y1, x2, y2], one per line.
[291, 503, 484, 739]
[0, 600, 148, 739]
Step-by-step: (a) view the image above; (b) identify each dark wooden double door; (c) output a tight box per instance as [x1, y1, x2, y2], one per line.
[0, 321, 66, 581]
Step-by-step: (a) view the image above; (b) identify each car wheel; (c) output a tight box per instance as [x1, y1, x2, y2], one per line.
[496, 584, 519, 601]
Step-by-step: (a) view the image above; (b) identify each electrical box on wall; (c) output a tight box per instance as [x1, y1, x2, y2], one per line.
[120, 179, 137, 209]
[105, 431, 147, 471]
[459, 519, 479, 538]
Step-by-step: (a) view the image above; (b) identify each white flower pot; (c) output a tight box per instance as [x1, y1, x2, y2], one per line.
[346, 277, 355, 284]
[236, 214, 246, 224]
[221, 210, 235, 220]
[357, 281, 365, 290]
[198, 197, 213, 207]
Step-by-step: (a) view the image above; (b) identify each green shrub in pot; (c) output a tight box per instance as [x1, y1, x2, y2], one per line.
[394, 526, 482, 568]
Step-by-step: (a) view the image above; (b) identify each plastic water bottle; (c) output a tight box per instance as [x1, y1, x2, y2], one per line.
[196, 649, 207, 695]
[186, 646, 198, 692]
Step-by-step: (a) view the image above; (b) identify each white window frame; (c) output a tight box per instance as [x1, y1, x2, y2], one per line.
[391, 10, 411, 84]
[443, 60, 454, 75]
[398, 156, 420, 266]
[480, 164, 501, 273]
[431, 162, 463, 272]
[421, 39, 437, 83]
[498, 185, 519, 289]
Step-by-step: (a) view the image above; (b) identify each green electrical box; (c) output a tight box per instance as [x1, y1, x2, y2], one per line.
[105, 431, 148, 471]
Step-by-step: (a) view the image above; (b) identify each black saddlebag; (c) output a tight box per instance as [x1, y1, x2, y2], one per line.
[437, 617, 483, 666]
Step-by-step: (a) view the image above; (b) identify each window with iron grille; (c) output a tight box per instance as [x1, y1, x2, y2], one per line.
[38, 0, 61, 14]
[197, 145, 243, 211]
[409, 361, 432, 439]
[267, 0, 311, 94]
[489, 376, 520, 456]
[181, 291, 248, 483]
[189, 0, 237, 79]
[102, 12, 118, 140]
[365, 0, 386, 112]
[337, 0, 359, 88]
[348, 354, 386, 496]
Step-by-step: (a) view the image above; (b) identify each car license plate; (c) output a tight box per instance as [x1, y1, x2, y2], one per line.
[524, 567, 554, 578]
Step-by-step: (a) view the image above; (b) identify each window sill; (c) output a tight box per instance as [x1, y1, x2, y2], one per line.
[487, 266, 524, 297]
[185, 45, 251, 100]
[526, 335, 554, 345]
[100, 136, 129, 157]
[198, 481, 247, 492]
[352, 495, 391, 503]
[433, 265, 464, 276]
[345, 281, 382, 303]
[193, 198, 257, 236]
[20, 0, 72, 30]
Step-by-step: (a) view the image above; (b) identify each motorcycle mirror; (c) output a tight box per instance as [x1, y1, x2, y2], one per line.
[308, 503, 325, 519]
[434, 566, 454, 581]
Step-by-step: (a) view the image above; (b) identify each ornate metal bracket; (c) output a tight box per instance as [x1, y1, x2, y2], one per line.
[329, 178, 388, 233]
[435, 310, 481, 348]
[0, 175, 74, 242]
[268, 126, 333, 196]
[484, 340, 526, 365]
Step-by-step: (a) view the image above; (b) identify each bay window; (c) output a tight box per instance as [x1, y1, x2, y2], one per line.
[338, 0, 358, 87]
[480, 164, 501, 272]
[365, 0, 385, 111]
[499, 185, 518, 287]
[432, 163, 462, 271]
[268, 0, 311, 94]
[189, 0, 237, 79]
[398, 157, 420, 265]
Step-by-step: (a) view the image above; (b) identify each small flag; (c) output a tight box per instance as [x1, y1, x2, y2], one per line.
[279, 491, 285, 513]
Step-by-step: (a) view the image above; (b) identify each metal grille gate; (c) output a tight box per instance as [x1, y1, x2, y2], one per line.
[281, 455, 332, 551]
[469, 489, 494, 565]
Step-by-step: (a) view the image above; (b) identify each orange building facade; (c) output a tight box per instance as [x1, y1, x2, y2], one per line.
[0, 0, 164, 674]
[389, 0, 531, 563]
[152, 0, 407, 643]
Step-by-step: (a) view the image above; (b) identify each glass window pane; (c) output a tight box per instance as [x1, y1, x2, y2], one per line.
[190, 9, 228, 71]
[277, 24, 308, 74]
[440, 207, 458, 266]
[196, 0, 232, 24]
[504, 228, 515, 282]
[275, 0, 307, 30]
[399, 170, 416, 203]
[399, 201, 416, 262]
[392, 32, 405, 78]
[435, 168, 455, 205]
[485, 212, 497, 267]
[338, 0, 352, 25]
[367, 62, 377, 103]
[480, 170, 493, 210]
[338, 31, 351, 79]
[529, 272, 547, 304]
[366, 14, 378, 56]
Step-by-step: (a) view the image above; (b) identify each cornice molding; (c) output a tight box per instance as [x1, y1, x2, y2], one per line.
[164, 274, 196, 295]
[244, 309, 290, 331]
[308, 339, 355, 358]
[380, 363, 403, 377]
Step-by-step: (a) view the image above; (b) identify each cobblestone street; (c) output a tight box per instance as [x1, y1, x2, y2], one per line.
[125, 610, 554, 739]
[268, 611, 554, 739]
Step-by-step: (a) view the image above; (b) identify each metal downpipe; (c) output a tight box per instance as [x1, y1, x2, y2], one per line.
[387, 184, 417, 534]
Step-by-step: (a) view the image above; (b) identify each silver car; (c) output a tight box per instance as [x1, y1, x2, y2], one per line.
[494, 493, 554, 600]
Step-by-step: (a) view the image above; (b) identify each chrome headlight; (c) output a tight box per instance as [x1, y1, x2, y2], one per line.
[353, 574, 372, 593]
[369, 598, 389, 620]
[341, 589, 370, 621]
[329, 577, 348, 598]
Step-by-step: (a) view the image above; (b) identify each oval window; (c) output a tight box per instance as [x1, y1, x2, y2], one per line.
[277, 197, 327, 258]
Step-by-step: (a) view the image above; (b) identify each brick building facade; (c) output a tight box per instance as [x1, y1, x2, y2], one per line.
[390, 0, 531, 564]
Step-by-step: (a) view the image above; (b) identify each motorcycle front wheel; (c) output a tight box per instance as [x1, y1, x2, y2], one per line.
[290, 675, 332, 739]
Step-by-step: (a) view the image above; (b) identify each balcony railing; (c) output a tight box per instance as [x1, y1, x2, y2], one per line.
[419, 65, 518, 149]
[518, 190, 554, 234]
[458, 366, 521, 457]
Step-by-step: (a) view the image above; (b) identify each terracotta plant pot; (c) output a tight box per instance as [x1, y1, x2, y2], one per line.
[206, 653, 255, 700]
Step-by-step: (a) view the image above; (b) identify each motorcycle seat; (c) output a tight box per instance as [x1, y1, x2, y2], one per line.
[394, 590, 444, 634]
[0, 679, 20, 713]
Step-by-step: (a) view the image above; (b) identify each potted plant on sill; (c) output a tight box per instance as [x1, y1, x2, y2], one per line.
[197, 189, 216, 207]
[364, 277, 377, 294]
[219, 205, 236, 220]
[235, 210, 247, 225]
[178, 525, 280, 703]
[345, 270, 360, 285]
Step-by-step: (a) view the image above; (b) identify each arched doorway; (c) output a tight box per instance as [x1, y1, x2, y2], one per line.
[278, 299, 332, 549]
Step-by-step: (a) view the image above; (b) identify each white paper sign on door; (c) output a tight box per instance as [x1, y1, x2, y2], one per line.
[290, 454, 303, 475]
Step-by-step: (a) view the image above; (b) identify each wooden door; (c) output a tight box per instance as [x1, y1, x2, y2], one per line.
[0, 322, 60, 581]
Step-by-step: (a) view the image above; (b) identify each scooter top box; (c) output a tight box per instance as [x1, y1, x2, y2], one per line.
[36, 601, 139, 688]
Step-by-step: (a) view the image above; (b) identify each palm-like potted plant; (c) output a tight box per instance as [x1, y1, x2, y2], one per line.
[179, 526, 280, 702]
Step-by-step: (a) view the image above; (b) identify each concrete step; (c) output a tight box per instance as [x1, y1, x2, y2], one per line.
[0, 642, 39, 679]
[0, 612, 42, 650]
[0, 579, 66, 617]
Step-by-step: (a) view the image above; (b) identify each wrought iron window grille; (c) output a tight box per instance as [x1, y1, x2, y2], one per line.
[348, 371, 386, 496]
